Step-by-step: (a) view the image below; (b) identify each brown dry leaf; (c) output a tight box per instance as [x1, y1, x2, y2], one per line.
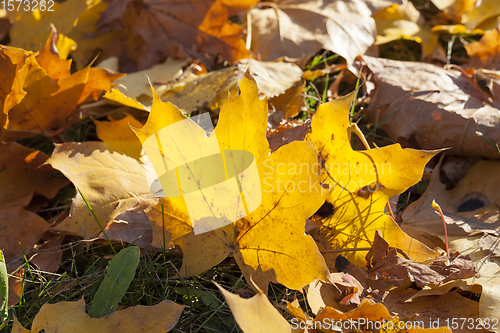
[12, 298, 185, 332]
[305, 273, 364, 315]
[0, 17, 10, 42]
[47, 142, 156, 239]
[8, 269, 23, 307]
[3, 29, 124, 140]
[366, 231, 476, 288]
[249, 0, 401, 66]
[402, 161, 500, 330]
[383, 288, 483, 333]
[267, 120, 311, 152]
[408, 236, 500, 332]
[98, 206, 158, 251]
[402, 159, 500, 242]
[101, 58, 188, 109]
[30, 237, 62, 273]
[270, 81, 306, 119]
[358, 55, 500, 158]
[106, 58, 303, 113]
[96, 0, 258, 70]
[0, 142, 67, 261]
[216, 282, 297, 333]
[94, 114, 144, 159]
[477, 234, 500, 257]
[465, 18, 500, 69]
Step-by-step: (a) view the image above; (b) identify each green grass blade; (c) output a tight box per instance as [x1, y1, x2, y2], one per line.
[77, 188, 116, 254]
[0, 250, 7, 323]
[88, 246, 140, 318]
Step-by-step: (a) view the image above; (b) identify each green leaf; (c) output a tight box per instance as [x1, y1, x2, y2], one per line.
[0, 250, 8, 323]
[88, 246, 140, 318]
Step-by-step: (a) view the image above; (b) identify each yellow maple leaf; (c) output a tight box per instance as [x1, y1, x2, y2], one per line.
[306, 94, 438, 266]
[11, 298, 185, 333]
[134, 72, 330, 292]
[0, 46, 28, 134]
[3, 28, 124, 141]
[94, 114, 144, 159]
[216, 282, 296, 333]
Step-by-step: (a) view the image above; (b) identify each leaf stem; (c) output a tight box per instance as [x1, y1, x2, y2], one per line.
[432, 199, 450, 256]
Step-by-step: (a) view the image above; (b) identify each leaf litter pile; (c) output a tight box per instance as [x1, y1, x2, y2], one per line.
[1, 0, 500, 332]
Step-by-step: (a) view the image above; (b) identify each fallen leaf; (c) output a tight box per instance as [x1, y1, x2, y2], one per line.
[0, 17, 10, 42]
[465, 18, 500, 69]
[304, 272, 364, 315]
[103, 58, 188, 106]
[55, 34, 77, 60]
[103, 89, 150, 111]
[0, 45, 28, 134]
[0, 142, 67, 261]
[358, 55, 500, 158]
[270, 81, 306, 119]
[366, 231, 476, 288]
[305, 92, 438, 266]
[30, 237, 62, 273]
[373, 1, 422, 45]
[65, 1, 117, 70]
[96, 0, 258, 69]
[313, 298, 395, 323]
[94, 114, 144, 159]
[249, 0, 401, 66]
[99, 206, 158, 251]
[216, 282, 295, 333]
[12, 298, 185, 332]
[88, 246, 140, 318]
[135, 73, 330, 292]
[7, 0, 94, 51]
[410, 236, 500, 332]
[47, 142, 156, 239]
[267, 120, 311, 152]
[402, 159, 500, 243]
[4, 29, 124, 140]
[431, 0, 476, 22]
[8, 269, 23, 307]
[462, 0, 500, 30]
[477, 234, 500, 257]
[107, 58, 303, 113]
[383, 288, 482, 333]
[373, 1, 440, 59]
